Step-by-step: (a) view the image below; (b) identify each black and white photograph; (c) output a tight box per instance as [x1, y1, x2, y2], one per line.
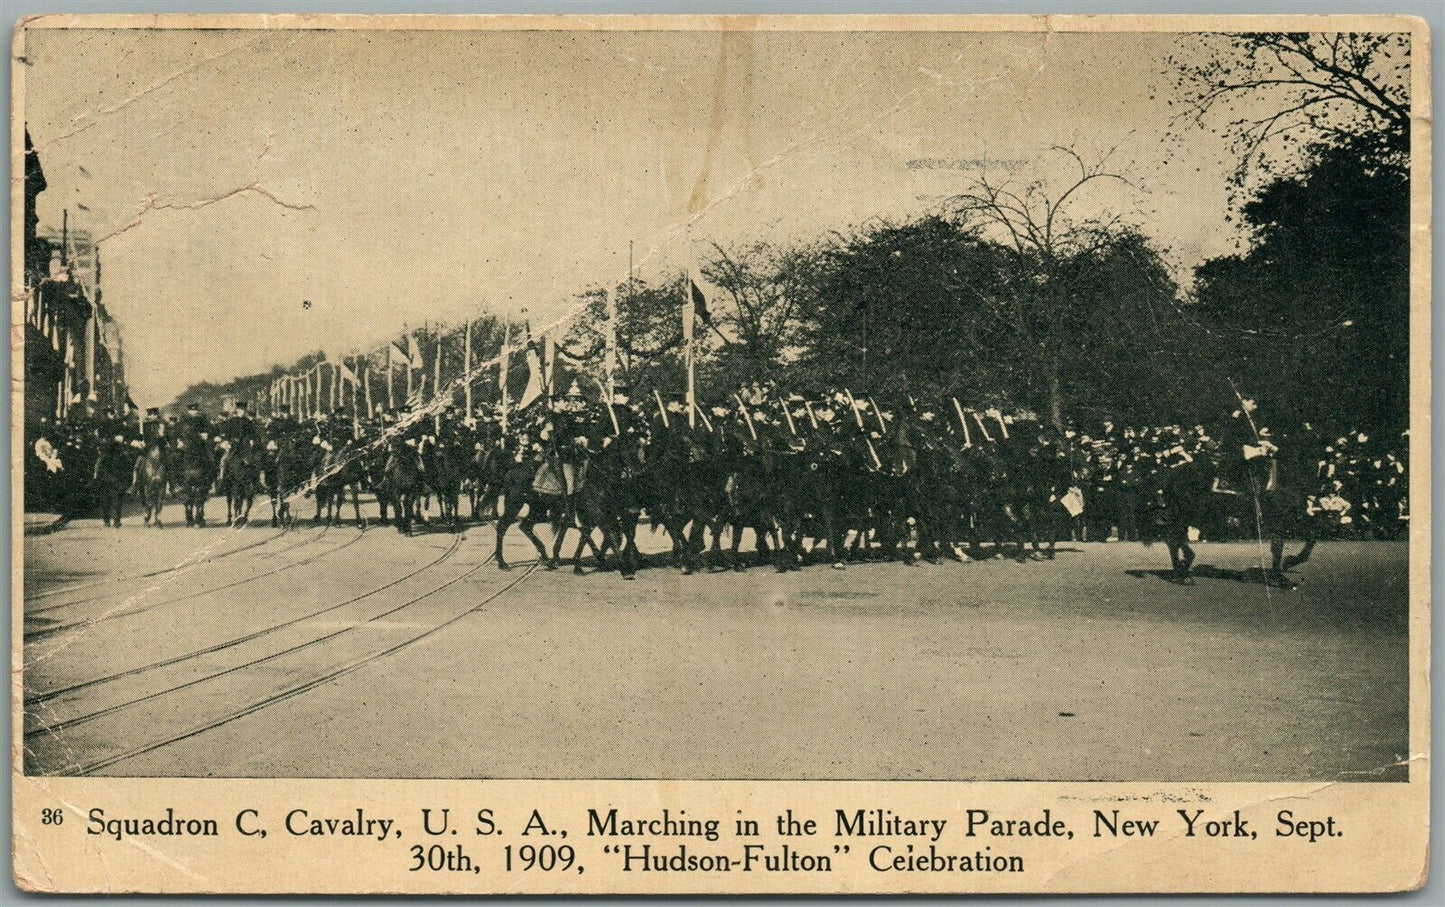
[17, 17, 1421, 796]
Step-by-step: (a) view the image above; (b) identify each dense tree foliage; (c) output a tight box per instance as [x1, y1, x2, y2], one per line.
[185, 34, 1410, 437]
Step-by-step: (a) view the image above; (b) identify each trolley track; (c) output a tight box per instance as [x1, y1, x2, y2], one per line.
[25, 531, 467, 707]
[26, 525, 330, 615]
[23, 526, 366, 642]
[23, 523, 293, 602]
[25, 539, 487, 740]
[51, 555, 538, 777]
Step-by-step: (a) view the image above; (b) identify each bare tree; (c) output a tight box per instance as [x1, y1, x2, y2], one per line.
[700, 240, 819, 375]
[948, 146, 1135, 433]
[1169, 33, 1410, 181]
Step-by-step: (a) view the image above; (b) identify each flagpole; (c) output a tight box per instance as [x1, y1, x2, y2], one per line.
[364, 356, 374, 417]
[405, 324, 414, 400]
[499, 318, 511, 434]
[605, 285, 617, 405]
[463, 318, 473, 415]
[683, 270, 695, 429]
[433, 328, 443, 406]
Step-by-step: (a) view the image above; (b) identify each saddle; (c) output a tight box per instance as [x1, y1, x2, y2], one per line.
[533, 457, 587, 497]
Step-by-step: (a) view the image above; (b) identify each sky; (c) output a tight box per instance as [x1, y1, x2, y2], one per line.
[24, 24, 1254, 406]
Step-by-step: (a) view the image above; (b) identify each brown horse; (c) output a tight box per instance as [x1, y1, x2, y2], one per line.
[92, 436, 135, 528]
[130, 444, 167, 527]
[314, 439, 367, 527]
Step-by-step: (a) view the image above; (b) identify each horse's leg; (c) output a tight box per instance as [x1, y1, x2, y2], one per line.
[680, 517, 703, 575]
[550, 510, 570, 569]
[1044, 506, 1059, 559]
[1283, 537, 1317, 572]
[494, 497, 519, 569]
[570, 525, 590, 575]
[587, 513, 612, 567]
[1268, 536, 1291, 587]
[824, 506, 845, 570]
[518, 501, 553, 565]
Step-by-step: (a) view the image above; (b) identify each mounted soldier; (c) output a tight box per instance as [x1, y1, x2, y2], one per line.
[214, 399, 262, 525]
[128, 406, 170, 527]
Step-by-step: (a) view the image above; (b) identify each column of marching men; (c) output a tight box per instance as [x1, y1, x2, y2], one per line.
[28, 383, 1409, 570]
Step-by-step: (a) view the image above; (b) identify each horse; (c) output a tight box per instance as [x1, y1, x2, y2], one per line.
[1016, 442, 1075, 561]
[961, 441, 1031, 561]
[1239, 450, 1321, 588]
[642, 426, 727, 574]
[718, 434, 785, 571]
[493, 449, 570, 569]
[91, 435, 135, 528]
[217, 438, 261, 527]
[1157, 457, 1213, 584]
[315, 438, 367, 527]
[380, 438, 426, 534]
[262, 434, 313, 527]
[130, 443, 168, 527]
[469, 440, 515, 522]
[361, 439, 393, 525]
[419, 434, 464, 531]
[174, 435, 216, 527]
[774, 439, 845, 572]
[550, 440, 639, 577]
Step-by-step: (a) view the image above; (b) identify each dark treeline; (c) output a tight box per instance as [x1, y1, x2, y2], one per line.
[186, 34, 1408, 436]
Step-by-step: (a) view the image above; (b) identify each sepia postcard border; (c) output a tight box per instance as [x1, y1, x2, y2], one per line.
[7, 11, 1433, 894]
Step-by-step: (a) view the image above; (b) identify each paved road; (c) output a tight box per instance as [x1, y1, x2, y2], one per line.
[21, 493, 1409, 781]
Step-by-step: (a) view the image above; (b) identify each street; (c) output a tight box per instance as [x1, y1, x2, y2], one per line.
[22, 494, 1409, 781]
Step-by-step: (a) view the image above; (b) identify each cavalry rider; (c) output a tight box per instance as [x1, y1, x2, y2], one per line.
[120, 399, 143, 442]
[382, 402, 428, 472]
[605, 381, 646, 445]
[178, 401, 212, 446]
[216, 399, 261, 486]
[542, 381, 593, 497]
[265, 403, 300, 446]
[140, 405, 168, 451]
[1224, 396, 1281, 496]
[125, 406, 167, 489]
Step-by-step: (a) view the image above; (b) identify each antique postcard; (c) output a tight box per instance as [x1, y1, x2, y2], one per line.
[10, 13, 1430, 894]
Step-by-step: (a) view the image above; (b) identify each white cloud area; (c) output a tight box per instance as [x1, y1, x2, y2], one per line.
[24, 27, 1247, 406]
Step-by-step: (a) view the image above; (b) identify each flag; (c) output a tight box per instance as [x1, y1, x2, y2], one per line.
[338, 360, 358, 385]
[388, 342, 408, 368]
[689, 276, 711, 326]
[498, 322, 511, 394]
[517, 342, 544, 411]
[407, 333, 424, 369]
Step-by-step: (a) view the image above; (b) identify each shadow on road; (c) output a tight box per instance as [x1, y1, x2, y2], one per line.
[1126, 564, 1286, 587]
